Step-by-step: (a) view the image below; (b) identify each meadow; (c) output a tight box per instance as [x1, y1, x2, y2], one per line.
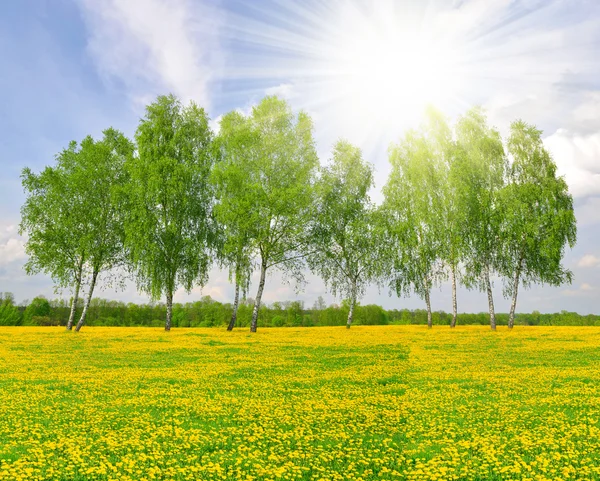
[1, 326, 600, 481]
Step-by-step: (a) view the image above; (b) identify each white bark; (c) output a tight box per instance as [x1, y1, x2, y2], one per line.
[424, 287, 432, 329]
[484, 266, 496, 330]
[75, 268, 98, 332]
[346, 280, 357, 329]
[250, 260, 267, 332]
[450, 266, 457, 328]
[66, 258, 84, 330]
[165, 288, 173, 331]
[227, 277, 240, 331]
[508, 257, 523, 329]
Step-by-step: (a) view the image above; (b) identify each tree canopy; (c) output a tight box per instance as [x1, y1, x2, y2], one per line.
[499, 120, 577, 328]
[18, 94, 577, 331]
[215, 96, 319, 332]
[382, 109, 448, 328]
[308, 140, 381, 328]
[124, 94, 218, 331]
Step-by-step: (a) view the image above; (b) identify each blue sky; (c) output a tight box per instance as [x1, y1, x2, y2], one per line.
[1, 0, 599, 314]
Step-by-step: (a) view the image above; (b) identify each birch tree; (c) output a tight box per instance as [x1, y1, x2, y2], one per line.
[424, 107, 468, 327]
[21, 129, 132, 331]
[308, 140, 380, 329]
[455, 108, 506, 330]
[21, 143, 88, 330]
[212, 111, 255, 331]
[499, 120, 576, 328]
[219, 96, 318, 333]
[124, 94, 217, 331]
[382, 113, 447, 328]
[73, 129, 133, 331]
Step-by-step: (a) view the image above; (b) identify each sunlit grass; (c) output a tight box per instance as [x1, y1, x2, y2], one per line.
[1, 326, 600, 480]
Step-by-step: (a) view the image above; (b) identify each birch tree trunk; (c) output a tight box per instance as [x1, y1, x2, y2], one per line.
[227, 277, 240, 331]
[66, 258, 84, 331]
[250, 259, 267, 333]
[424, 287, 432, 329]
[450, 266, 458, 328]
[75, 267, 98, 332]
[346, 281, 357, 329]
[508, 257, 523, 329]
[165, 288, 173, 331]
[484, 266, 496, 330]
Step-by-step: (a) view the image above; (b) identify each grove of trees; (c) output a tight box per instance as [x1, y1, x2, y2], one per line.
[19, 94, 577, 331]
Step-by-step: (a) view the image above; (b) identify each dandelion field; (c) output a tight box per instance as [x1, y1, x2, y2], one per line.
[1, 326, 600, 480]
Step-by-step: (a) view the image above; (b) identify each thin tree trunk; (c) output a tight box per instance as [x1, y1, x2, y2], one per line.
[424, 287, 432, 329]
[66, 258, 84, 330]
[250, 260, 267, 333]
[165, 288, 173, 331]
[75, 267, 98, 332]
[66, 281, 81, 331]
[450, 266, 458, 328]
[485, 266, 496, 330]
[346, 281, 357, 329]
[227, 278, 240, 331]
[508, 257, 523, 329]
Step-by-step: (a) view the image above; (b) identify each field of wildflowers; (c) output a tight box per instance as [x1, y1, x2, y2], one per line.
[1, 326, 600, 480]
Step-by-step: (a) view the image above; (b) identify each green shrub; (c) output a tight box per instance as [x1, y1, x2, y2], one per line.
[24, 297, 51, 325]
[32, 316, 59, 326]
[0, 293, 22, 326]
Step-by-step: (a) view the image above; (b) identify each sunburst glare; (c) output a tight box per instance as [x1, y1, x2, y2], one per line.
[321, 3, 465, 131]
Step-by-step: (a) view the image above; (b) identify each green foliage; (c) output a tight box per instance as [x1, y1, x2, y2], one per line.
[499, 120, 577, 294]
[382, 109, 449, 309]
[23, 296, 51, 325]
[212, 111, 256, 292]
[76, 128, 134, 277]
[6, 294, 600, 327]
[0, 293, 22, 326]
[309, 140, 381, 319]
[437, 109, 469, 281]
[214, 96, 319, 330]
[454, 107, 507, 289]
[20, 147, 88, 291]
[31, 316, 59, 326]
[21, 128, 132, 282]
[20, 127, 134, 330]
[354, 304, 389, 325]
[18, 93, 578, 326]
[124, 94, 218, 325]
[244, 96, 318, 272]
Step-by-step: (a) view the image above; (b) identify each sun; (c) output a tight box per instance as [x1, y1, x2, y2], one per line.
[308, 2, 467, 143]
[220, 1, 471, 149]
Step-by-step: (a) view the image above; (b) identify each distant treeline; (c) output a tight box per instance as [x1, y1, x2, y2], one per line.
[1, 293, 598, 327]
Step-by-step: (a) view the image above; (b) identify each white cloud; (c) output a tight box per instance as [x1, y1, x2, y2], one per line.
[545, 129, 600, 198]
[562, 282, 597, 297]
[573, 197, 600, 227]
[173, 267, 231, 303]
[209, 115, 223, 136]
[578, 254, 600, 268]
[0, 237, 26, 268]
[569, 91, 600, 134]
[265, 83, 296, 100]
[0, 224, 19, 244]
[0, 224, 27, 268]
[78, 0, 223, 109]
